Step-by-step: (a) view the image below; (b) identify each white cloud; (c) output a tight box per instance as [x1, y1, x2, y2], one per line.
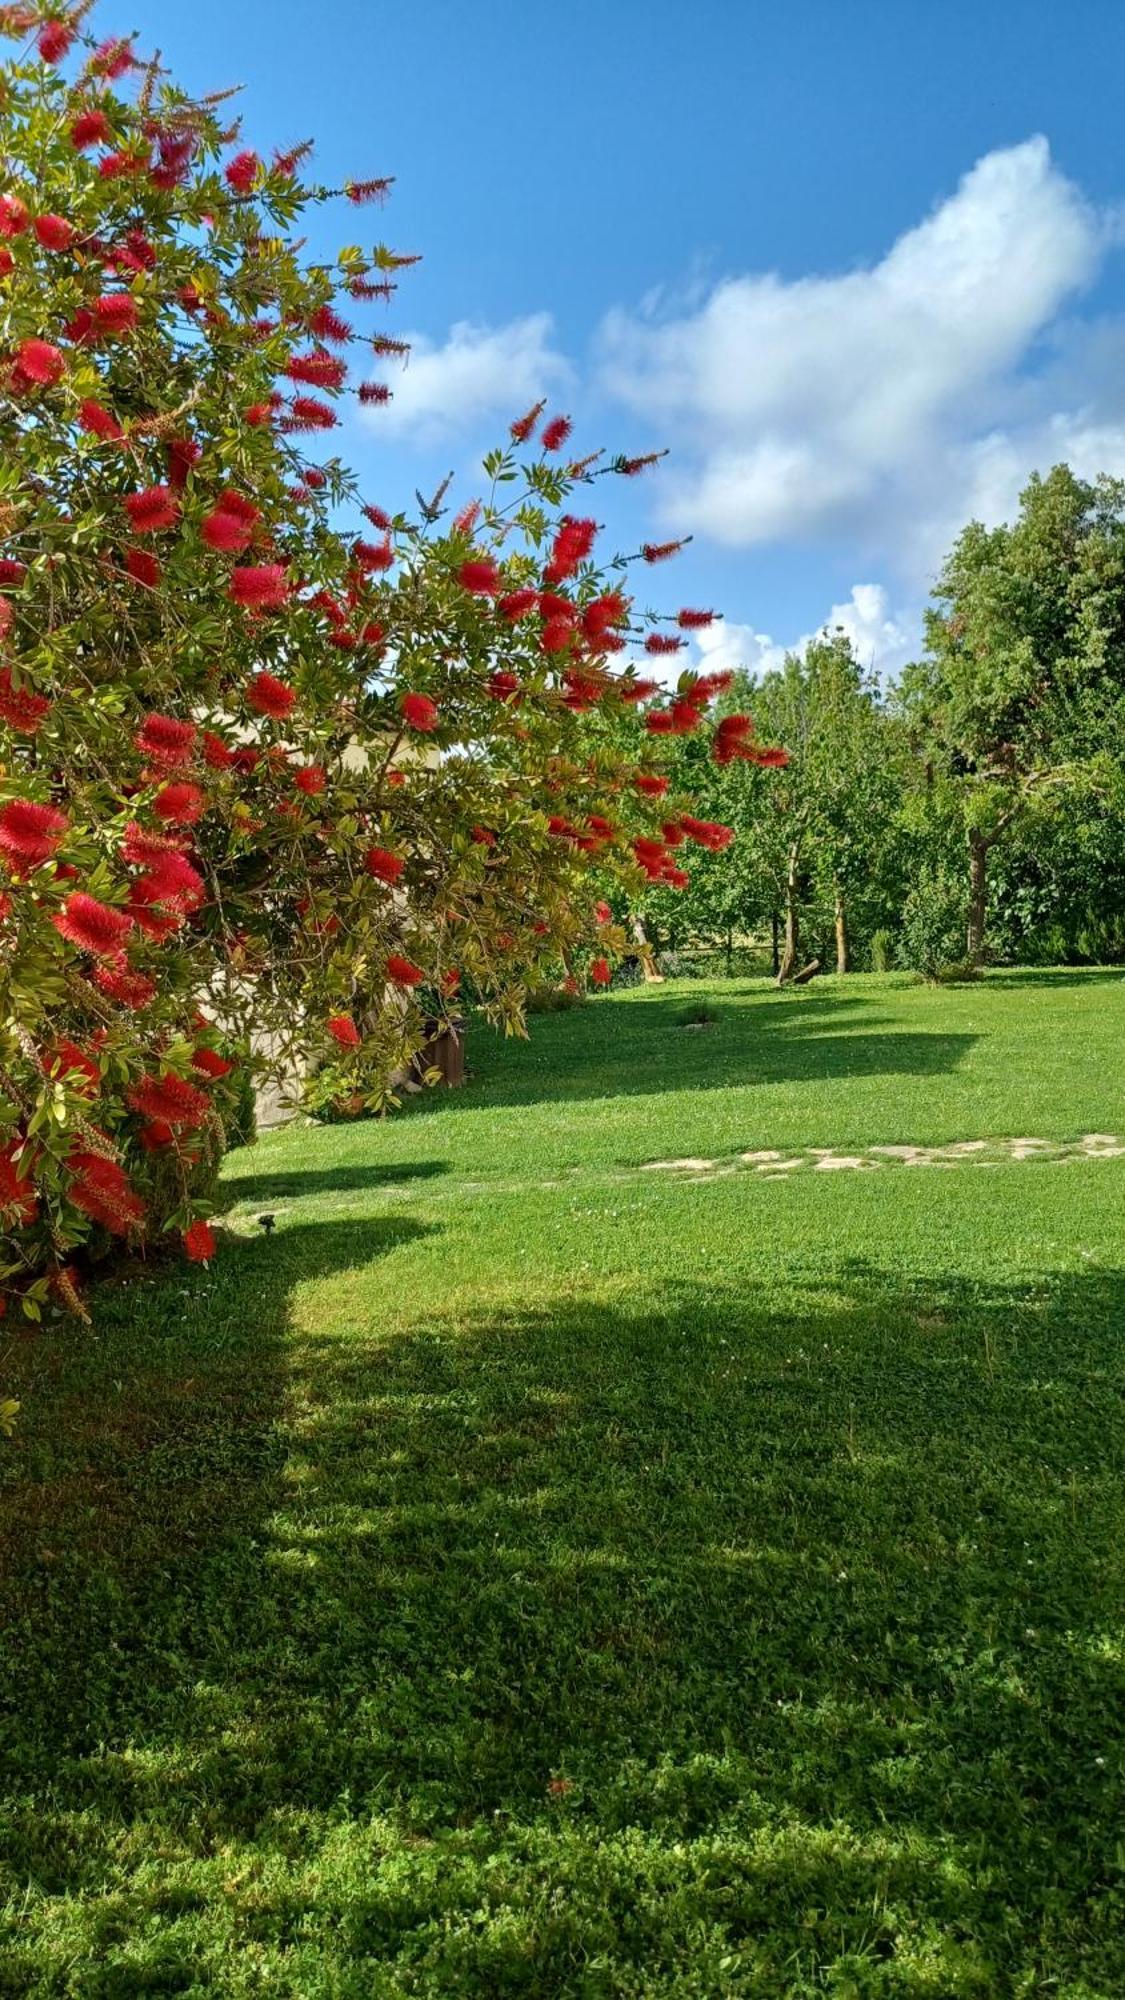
[689, 583, 915, 685]
[597, 138, 1118, 583]
[364, 313, 571, 442]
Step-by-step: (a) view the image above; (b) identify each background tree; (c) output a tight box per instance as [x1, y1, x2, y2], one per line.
[900, 464, 1125, 962]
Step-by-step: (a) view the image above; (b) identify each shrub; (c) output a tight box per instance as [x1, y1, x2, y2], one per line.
[897, 872, 968, 982]
[870, 927, 895, 973]
[0, 6, 788, 1316]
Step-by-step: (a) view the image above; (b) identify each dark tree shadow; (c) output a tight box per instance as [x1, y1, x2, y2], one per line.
[218, 1157, 449, 1210]
[987, 967, 1125, 991]
[2, 1239, 1122, 1993]
[401, 989, 979, 1116]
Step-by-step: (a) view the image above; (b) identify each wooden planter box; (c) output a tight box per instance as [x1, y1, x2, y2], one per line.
[412, 1018, 465, 1089]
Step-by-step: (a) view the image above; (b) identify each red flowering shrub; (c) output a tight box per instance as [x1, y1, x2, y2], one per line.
[0, 4, 785, 1318]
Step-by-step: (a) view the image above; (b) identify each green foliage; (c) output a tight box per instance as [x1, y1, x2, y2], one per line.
[870, 926, 895, 972]
[1, 974, 1122, 1995]
[898, 870, 969, 981]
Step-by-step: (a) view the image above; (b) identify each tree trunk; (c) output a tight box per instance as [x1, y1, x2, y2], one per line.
[967, 830, 989, 963]
[770, 911, 780, 978]
[777, 847, 801, 983]
[630, 914, 664, 981]
[833, 881, 849, 975]
[725, 928, 733, 976]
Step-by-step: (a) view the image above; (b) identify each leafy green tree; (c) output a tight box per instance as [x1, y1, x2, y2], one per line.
[901, 465, 1125, 962]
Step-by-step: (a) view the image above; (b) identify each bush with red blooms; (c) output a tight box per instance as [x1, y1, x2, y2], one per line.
[0, 7, 785, 1318]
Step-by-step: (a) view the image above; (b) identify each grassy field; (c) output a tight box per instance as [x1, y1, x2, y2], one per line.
[1, 970, 1123, 1997]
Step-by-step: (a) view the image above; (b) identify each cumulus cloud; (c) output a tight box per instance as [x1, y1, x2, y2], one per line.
[688, 583, 914, 685]
[597, 138, 1120, 582]
[364, 313, 571, 442]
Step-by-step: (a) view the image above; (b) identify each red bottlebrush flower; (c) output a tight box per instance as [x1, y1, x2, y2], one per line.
[136, 1119, 174, 1150]
[16, 338, 64, 386]
[442, 967, 461, 995]
[0, 248, 12, 277]
[225, 148, 260, 192]
[92, 961, 155, 1009]
[642, 539, 688, 564]
[386, 953, 424, 988]
[615, 451, 665, 476]
[486, 670, 521, 699]
[669, 698, 704, 733]
[582, 589, 630, 637]
[352, 536, 393, 573]
[365, 846, 404, 885]
[0, 193, 29, 237]
[677, 608, 716, 629]
[470, 826, 495, 847]
[357, 381, 391, 405]
[202, 730, 234, 770]
[645, 633, 684, 655]
[0, 1142, 38, 1226]
[0, 667, 50, 733]
[91, 34, 136, 77]
[595, 901, 612, 924]
[71, 107, 111, 149]
[94, 292, 139, 335]
[294, 764, 325, 796]
[33, 212, 74, 251]
[135, 713, 196, 771]
[128, 1070, 211, 1130]
[509, 398, 545, 444]
[345, 176, 394, 204]
[546, 515, 597, 583]
[246, 671, 296, 720]
[361, 620, 385, 648]
[121, 822, 186, 867]
[124, 486, 178, 534]
[230, 747, 260, 776]
[125, 548, 161, 588]
[285, 394, 337, 429]
[79, 397, 122, 440]
[497, 588, 538, 623]
[301, 467, 327, 490]
[244, 400, 272, 428]
[200, 492, 258, 552]
[453, 501, 481, 537]
[229, 563, 289, 609]
[154, 782, 205, 825]
[363, 503, 392, 531]
[400, 692, 438, 733]
[165, 436, 201, 490]
[541, 617, 573, 655]
[328, 628, 358, 652]
[36, 17, 74, 63]
[44, 1039, 100, 1091]
[590, 957, 611, 987]
[665, 867, 690, 891]
[284, 349, 346, 390]
[98, 148, 146, 181]
[458, 558, 500, 596]
[0, 559, 27, 583]
[645, 710, 675, 735]
[308, 305, 351, 344]
[68, 1152, 146, 1234]
[183, 1219, 216, 1262]
[52, 891, 133, 956]
[191, 1046, 235, 1079]
[327, 1014, 361, 1047]
[540, 414, 572, 453]
[756, 746, 790, 768]
[633, 772, 670, 796]
[0, 798, 67, 872]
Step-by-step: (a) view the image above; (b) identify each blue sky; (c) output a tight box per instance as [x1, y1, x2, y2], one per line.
[124, 0, 1125, 678]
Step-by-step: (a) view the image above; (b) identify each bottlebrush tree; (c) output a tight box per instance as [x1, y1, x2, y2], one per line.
[0, 5, 785, 1317]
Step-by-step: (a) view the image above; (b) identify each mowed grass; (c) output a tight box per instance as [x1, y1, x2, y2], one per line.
[1, 970, 1123, 1997]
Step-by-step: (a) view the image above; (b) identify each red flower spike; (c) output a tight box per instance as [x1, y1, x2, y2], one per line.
[183, 1220, 216, 1262]
[135, 714, 197, 770]
[677, 608, 716, 629]
[345, 177, 394, 204]
[124, 486, 178, 534]
[0, 193, 28, 237]
[540, 414, 572, 453]
[71, 107, 111, 150]
[92, 962, 155, 1009]
[400, 692, 437, 733]
[645, 633, 684, 655]
[154, 782, 205, 825]
[365, 846, 403, 885]
[229, 564, 289, 609]
[95, 292, 139, 335]
[0, 798, 68, 871]
[590, 957, 611, 986]
[127, 1071, 211, 1130]
[16, 338, 64, 386]
[294, 765, 325, 796]
[36, 17, 74, 63]
[246, 672, 295, 720]
[352, 537, 393, 573]
[225, 149, 259, 192]
[327, 1015, 361, 1047]
[386, 953, 424, 988]
[642, 540, 688, 564]
[33, 212, 74, 251]
[0, 667, 51, 733]
[458, 558, 499, 596]
[79, 398, 122, 440]
[52, 892, 133, 956]
[125, 548, 161, 588]
[191, 1047, 235, 1079]
[509, 398, 545, 444]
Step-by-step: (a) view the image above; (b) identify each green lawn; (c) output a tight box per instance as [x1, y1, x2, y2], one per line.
[2, 970, 1123, 1997]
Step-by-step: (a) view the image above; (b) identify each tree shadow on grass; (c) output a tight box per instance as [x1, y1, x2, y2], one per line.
[2, 1234, 1123, 1994]
[404, 988, 979, 1116]
[218, 1156, 449, 1210]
